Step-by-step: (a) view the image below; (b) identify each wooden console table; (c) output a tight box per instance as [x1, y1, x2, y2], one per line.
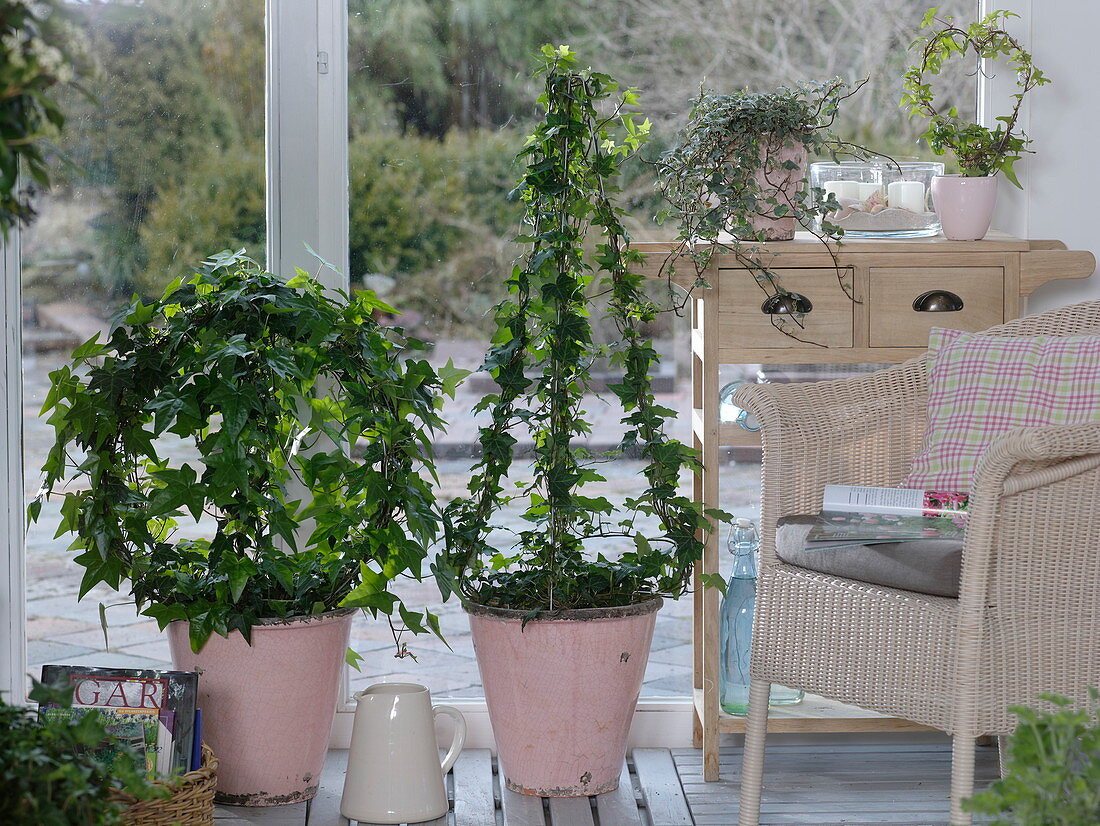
[635, 231, 1095, 781]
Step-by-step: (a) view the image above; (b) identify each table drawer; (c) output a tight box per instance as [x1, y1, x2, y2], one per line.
[868, 267, 1004, 348]
[718, 268, 854, 349]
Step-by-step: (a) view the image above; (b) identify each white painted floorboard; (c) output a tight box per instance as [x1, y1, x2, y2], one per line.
[211, 740, 1000, 825]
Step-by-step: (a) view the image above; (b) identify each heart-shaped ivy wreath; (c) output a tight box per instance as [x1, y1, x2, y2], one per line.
[901, 9, 1049, 187]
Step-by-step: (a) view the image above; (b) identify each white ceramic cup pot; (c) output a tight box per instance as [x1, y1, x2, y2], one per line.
[340, 683, 466, 824]
[930, 174, 999, 241]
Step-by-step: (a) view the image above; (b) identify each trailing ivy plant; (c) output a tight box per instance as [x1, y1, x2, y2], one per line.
[902, 8, 1049, 187]
[435, 45, 727, 614]
[654, 80, 869, 342]
[34, 251, 464, 651]
[964, 689, 1100, 825]
[0, 0, 91, 236]
[1, 680, 160, 826]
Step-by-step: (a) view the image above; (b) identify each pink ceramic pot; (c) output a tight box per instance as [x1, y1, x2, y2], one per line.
[748, 139, 807, 240]
[167, 608, 353, 806]
[468, 597, 661, 797]
[931, 174, 998, 241]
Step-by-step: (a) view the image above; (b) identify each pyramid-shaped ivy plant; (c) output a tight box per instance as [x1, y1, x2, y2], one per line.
[436, 46, 727, 614]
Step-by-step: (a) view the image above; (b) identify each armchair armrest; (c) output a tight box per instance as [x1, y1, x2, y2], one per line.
[735, 358, 930, 564]
[959, 420, 1100, 610]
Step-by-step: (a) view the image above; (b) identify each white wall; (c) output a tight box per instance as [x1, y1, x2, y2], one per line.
[985, 0, 1100, 311]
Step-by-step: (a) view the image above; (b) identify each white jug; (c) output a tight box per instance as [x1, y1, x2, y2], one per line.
[340, 682, 466, 824]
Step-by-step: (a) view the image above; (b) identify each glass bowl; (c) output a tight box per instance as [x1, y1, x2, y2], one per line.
[809, 160, 944, 238]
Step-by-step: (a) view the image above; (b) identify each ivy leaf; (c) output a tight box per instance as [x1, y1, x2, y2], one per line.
[125, 300, 158, 327]
[437, 359, 471, 399]
[149, 464, 206, 521]
[345, 647, 364, 671]
[424, 610, 448, 646]
[698, 573, 729, 594]
[69, 334, 108, 361]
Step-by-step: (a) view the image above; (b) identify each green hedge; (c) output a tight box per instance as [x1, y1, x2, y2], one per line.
[136, 130, 523, 334]
[136, 144, 265, 295]
[347, 130, 521, 333]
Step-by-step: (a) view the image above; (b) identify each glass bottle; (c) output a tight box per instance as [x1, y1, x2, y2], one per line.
[719, 517, 804, 714]
[717, 380, 761, 431]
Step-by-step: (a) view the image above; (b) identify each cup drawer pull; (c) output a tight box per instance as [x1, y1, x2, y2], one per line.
[912, 290, 964, 312]
[761, 292, 814, 315]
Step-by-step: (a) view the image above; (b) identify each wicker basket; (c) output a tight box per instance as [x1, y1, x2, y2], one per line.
[112, 744, 219, 826]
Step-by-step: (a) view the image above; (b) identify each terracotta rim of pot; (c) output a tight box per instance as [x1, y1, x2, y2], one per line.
[463, 596, 663, 622]
[241, 606, 356, 627]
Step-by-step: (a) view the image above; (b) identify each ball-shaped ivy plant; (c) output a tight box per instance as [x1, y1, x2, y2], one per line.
[902, 9, 1049, 187]
[34, 250, 464, 650]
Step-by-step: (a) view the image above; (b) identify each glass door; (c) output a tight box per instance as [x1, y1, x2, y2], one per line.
[22, 0, 265, 690]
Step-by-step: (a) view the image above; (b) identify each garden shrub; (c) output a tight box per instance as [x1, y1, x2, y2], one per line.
[347, 130, 521, 335]
[137, 144, 265, 296]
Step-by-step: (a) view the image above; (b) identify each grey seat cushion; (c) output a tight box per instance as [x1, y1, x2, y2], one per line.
[775, 515, 963, 598]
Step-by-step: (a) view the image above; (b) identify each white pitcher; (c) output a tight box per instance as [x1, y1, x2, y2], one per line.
[340, 682, 466, 824]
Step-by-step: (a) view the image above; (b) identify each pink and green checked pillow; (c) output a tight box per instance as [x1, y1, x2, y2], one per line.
[905, 327, 1100, 491]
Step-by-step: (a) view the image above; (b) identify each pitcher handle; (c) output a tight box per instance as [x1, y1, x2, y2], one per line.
[433, 705, 466, 775]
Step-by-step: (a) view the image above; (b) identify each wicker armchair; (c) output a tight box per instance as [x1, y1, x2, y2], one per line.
[732, 300, 1100, 826]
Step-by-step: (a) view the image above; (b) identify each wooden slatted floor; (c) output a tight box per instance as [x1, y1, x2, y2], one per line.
[673, 743, 998, 826]
[214, 740, 998, 825]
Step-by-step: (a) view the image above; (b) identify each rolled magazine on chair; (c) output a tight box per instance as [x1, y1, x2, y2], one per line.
[798, 485, 969, 548]
[822, 484, 969, 518]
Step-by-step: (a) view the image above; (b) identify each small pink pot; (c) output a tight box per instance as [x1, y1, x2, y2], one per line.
[468, 597, 661, 797]
[167, 608, 353, 806]
[748, 139, 807, 241]
[931, 174, 998, 241]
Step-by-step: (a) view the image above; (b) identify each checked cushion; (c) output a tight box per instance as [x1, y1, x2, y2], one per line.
[905, 327, 1100, 491]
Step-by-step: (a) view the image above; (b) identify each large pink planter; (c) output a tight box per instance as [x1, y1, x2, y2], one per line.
[468, 598, 661, 797]
[931, 174, 998, 240]
[167, 608, 353, 806]
[748, 139, 808, 240]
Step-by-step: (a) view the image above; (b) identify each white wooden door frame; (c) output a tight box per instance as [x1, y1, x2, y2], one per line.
[0, 231, 26, 703]
[266, 0, 349, 288]
[980, 0, 1033, 240]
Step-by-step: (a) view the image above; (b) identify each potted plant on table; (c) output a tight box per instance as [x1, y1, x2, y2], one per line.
[654, 79, 864, 335]
[902, 8, 1049, 241]
[435, 45, 726, 797]
[34, 251, 460, 805]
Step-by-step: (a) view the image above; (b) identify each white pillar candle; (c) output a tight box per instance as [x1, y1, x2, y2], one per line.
[888, 180, 926, 213]
[823, 180, 860, 201]
[857, 183, 882, 202]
